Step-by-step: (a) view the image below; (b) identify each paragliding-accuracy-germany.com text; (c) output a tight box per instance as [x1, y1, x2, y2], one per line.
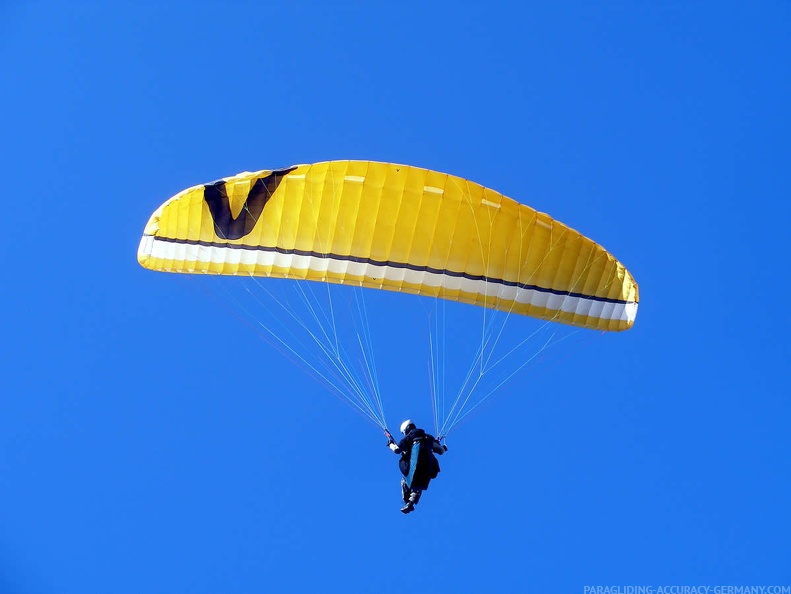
[583, 586, 791, 594]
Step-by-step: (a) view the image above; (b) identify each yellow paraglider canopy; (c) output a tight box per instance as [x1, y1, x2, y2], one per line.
[138, 160, 638, 331]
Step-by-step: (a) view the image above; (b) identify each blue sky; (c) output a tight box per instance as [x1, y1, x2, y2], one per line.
[2, 2, 790, 593]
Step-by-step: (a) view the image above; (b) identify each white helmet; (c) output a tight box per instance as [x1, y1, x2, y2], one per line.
[400, 419, 416, 435]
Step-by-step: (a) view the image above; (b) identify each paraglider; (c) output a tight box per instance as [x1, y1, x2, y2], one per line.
[386, 420, 446, 514]
[138, 160, 639, 512]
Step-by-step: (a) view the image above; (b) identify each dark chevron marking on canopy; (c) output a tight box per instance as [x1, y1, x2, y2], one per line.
[146, 235, 634, 306]
[204, 166, 298, 240]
